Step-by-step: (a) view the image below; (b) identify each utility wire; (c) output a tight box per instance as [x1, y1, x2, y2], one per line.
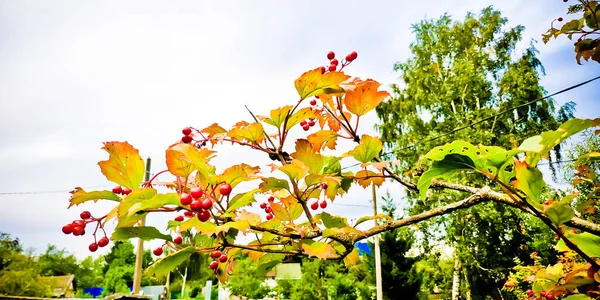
[0, 185, 112, 196]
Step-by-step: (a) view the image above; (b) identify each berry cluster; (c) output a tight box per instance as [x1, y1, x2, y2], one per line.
[526, 289, 556, 300]
[259, 196, 276, 220]
[209, 250, 228, 271]
[61, 210, 109, 252]
[300, 118, 316, 131]
[310, 182, 329, 211]
[180, 187, 213, 222]
[181, 126, 194, 144]
[318, 50, 358, 74]
[112, 185, 132, 196]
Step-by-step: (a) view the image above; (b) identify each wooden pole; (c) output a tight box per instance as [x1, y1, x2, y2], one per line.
[372, 183, 383, 300]
[133, 157, 151, 294]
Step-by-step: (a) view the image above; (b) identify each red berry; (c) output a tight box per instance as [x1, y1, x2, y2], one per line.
[220, 184, 232, 196]
[112, 186, 123, 194]
[180, 193, 192, 205]
[211, 251, 222, 259]
[98, 237, 109, 247]
[260, 202, 267, 209]
[73, 220, 86, 229]
[300, 120, 307, 126]
[526, 290, 533, 297]
[327, 51, 335, 60]
[310, 202, 319, 210]
[182, 127, 192, 136]
[302, 125, 310, 131]
[89, 243, 98, 252]
[62, 224, 74, 234]
[320, 201, 327, 209]
[557, 17, 563, 22]
[308, 119, 315, 127]
[181, 135, 193, 144]
[268, 196, 275, 202]
[219, 254, 228, 263]
[184, 211, 194, 217]
[570, 229, 578, 234]
[265, 206, 273, 213]
[72, 226, 84, 236]
[190, 200, 203, 211]
[328, 65, 336, 72]
[321, 182, 328, 189]
[540, 291, 546, 297]
[174, 236, 183, 244]
[153, 247, 163, 256]
[197, 210, 211, 222]
[266, 213, 274, 220]
[350, 51, 358, 60]
[190, 187, 204, 199]
[310, 99, 317, 106]
[80, 211, 91, 220]
[330, 59, 339, 66]
[555, 235, 560, 241]
[319, 66, 326, 74]
[122, 187, 132, 195]
[209, 261, 219, 270]
[200, 198, 213, 210]
[546, 293, 555, 300]
[174, 215, 184, 222]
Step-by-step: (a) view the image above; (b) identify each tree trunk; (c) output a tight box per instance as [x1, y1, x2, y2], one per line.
[463, 268, 471, 300]
[451, 259, 462, 300]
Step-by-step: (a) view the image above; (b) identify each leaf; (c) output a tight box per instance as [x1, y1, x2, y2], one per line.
[227, 122, 265, 144]
[227, 189, 260, 212]
[255, 260, 282, 277]
[302, 241, 336, 259]
[177, 218, 218, 236]
[291, 139, 324, 173]
[347, 135, 383, 163]
[512, 160, 546, 206]
[289, 203, 303, 221]
[544, 203, 575, 226]
[343, 248, 360, 267]
[307, 130, 338, 152]
[117, 188, 157, 226]
[417, 154, 475, 200]
[97, 141, 145, 189]
[561, 19, 583, 33]
[320, 212, 348, 228]
[519, 118, 600, 165]
[112, 226, 172, 241]
[259, 177, 290, 192]
[556, 232, 600, 258]
[278, 160, 309, 181]
[355, 170, 385, 188]
[218, 164, 261, 189]
[218, 221, 250, 234]
[354, 214, 392, 227]
[68, 187, 121, 208]
[267, 105, 293, 128]
[127, 193, 181, 216]
[270, 203, 290, 221]
[146, 246, 196, 279]
[562, 295, 593, 300]
[235, 210, 263, 226]
[294, 69, 350, 100]
[321, 156, 342, 175]
[575, 151, 600, 166]
[165, 143, 215, 179]
[285, 107, 319, 131]
[322, 226, 365, 238]
[343, 80, 389, 116]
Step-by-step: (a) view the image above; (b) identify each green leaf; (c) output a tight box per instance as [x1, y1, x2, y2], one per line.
[68, 188, 121, 208]
[561, 19, 583, 33]
[322, 226, 365, 238]
[417, 155, 470, 200]
[98, 141, 145, 190]
[294, 69, 350, 100]
[259, 177, 290, 192]
[575, 151, 600, 166]
[320, 212, 348, 228]
[145, 246, 196, 279]
[321, 156, 342, 175]
[563, 294, 593, 300]
[347, 135, 383, 163]
[267, 105, 293, 128]
[289, 203, 304, 221]
[117, 188, 158, 227]
[354, 214, 392, 227]
[127, 193, 181, 216]
[556, 232, 600, 258]
[112, 226, 172, 241]
[513, 160, 546, 207]
[256, 260, 282, 276]
[544, 203, 575, 226]
[227, 189, 259, 212]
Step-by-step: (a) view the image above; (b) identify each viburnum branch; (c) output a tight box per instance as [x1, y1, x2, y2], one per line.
[224, 242, 301, 255]
[244, 105, 278, 151]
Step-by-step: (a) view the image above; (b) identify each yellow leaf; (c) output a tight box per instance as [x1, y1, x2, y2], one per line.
[217, 164, 261, 190]
[291, 139, 324, 173]
[343, 248, 360, 267]
[227, 122, 265, 144]
[307, 130, 338, 152]
[294, 69, 350, 100]
[343, 80, 389, 116]
[236, 209, 263, 226]
[302, 241, 336, 259]
[355, 170, 385, 188]
[278, 160, 309, 181]
[269, 105, 293, 128]
[165, 144, 216, 179]
[98, 141, 145, 189]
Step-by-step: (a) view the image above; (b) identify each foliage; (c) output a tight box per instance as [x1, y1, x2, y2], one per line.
[101, 241, 157, 296]
[225, 255, 271, 299]
[543, 0, 600, 64]
[38, 244, 79, 276]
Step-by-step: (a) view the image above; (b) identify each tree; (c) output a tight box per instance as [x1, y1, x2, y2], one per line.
[375, 6, 572, 298]
[38, 244, 79, 276]
[101, 241, 156, 296]
[60, 44, 600, 299]
[225, 255, 271, 299]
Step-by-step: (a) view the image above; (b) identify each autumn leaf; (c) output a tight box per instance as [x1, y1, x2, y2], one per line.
[278, 160, 309, 181]
[512, 160, 546, 207]
[294, 69, 350, 100]
[355, 170, 385, 188]
[165, 143, 216, 179]
[285, 107, 319, 131]
[264, 105, 293, 128]
[217, 164, 261, 189]
[343, 248, 360, 267]
[291, 139, 324, 173]
[227, 122, 265, 144]
[227, 189, 260, 212]
[98, 141, 145, 190]
[270, 203, 290, 221]
[343, 80, 389, 116]
[347, 134, 382, 163]
[146, 247, 196, 279]
[68, 187, 121, 208]
[259, 177, 290, 192]
[322, 226, 365, 238]
[201, 123, 227, 138]
[307, 130, 338, 152]
[235, 209, 263, 226]
[112, 226, 172, 241]
[302, 241, 336, 259]
[127, 193, 180, 217]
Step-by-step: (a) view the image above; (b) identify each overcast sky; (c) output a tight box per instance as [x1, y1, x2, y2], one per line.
[1, 1, 599, 260]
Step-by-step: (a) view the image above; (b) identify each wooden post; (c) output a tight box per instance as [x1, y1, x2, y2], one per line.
[133, 158, 151, 294]
[372, 183, 383, 300]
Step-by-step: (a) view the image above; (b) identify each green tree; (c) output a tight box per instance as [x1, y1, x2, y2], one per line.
[101, 241, 156, 296]
[76, 256, 104, 290]
[225, 256, 271, 299]
[376, 6, 570, 299]
[38, 244, 79, 276]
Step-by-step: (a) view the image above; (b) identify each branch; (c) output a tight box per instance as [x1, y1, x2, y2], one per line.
[225, 243, 301, 255]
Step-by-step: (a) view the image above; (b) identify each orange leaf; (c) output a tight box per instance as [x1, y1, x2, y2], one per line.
[98, 141, 145, 190]
[307, 130, 338, 152]
[291, 139, 324, 173]
[227, 122, 265, 144]
[343, 80, 389, 116]
[236, 209, 263, 226]
[302, 241, 336, 259]
[355, 170, 385, 188]
[294, 69, 350, 100]
[165, 144, 216, 179]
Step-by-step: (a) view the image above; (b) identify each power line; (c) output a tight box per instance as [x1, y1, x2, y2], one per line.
[0, 185, 112, 196]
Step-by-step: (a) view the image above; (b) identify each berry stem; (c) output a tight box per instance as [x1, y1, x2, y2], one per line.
[143, 170, 170, 187]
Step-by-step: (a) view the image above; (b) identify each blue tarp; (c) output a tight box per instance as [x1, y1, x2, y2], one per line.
[83, 287, 104, 298]
[355, 241, 372, 256]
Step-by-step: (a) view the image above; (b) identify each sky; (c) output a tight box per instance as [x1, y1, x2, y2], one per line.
[0, 1, 599, 260]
